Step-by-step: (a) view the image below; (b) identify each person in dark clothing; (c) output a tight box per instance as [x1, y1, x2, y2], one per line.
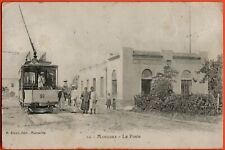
[80, 87, 90, 114]
[58, 90, 62, 102]
[62, 80, 71, 106]
[106, 93, 111, 109]
[112, 98, 116, 110]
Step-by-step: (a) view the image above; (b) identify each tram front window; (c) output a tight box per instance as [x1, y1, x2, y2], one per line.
[37, 68, 57, 89]
[38, 72, 46, 89]
[24, 72, 36, 85]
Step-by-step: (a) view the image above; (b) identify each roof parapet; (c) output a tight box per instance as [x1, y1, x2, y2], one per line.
[133, 50, 163, 58]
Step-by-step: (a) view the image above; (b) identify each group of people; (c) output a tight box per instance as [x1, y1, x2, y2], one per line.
[58, 80, 116, 114]
[58, 80, 98, 114]
[106, 93, 116, 110]
[58, 81, 80, 112]
[80, 87, 98, 114]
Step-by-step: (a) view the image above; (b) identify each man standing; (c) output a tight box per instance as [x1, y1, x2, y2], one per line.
[58, 89, 62, 103]
[62, 80, 69, 105]
[106, 93, 112, 109]
[38, 72, 45, 89]
[71, 85, 79, 112]
[89, 86, 98, 114]
[58, 89, 65, 111]
[80, 87, 90, 114]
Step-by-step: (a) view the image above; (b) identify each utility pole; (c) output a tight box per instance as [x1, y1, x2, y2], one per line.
[188, 4, 192, 54]
[105, 66, 107, 99]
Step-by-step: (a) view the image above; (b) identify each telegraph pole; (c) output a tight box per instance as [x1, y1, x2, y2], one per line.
[188, 4, 192, 54]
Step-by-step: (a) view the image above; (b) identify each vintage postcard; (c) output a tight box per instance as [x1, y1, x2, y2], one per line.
[2, 2, 223, 149]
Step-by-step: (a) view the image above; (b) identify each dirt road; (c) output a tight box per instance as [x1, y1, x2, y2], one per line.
[2, 96, 222, 149]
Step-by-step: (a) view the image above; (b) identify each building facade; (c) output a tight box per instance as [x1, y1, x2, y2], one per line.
[2, 52, 25, 97]
[78, 47, 208, 107]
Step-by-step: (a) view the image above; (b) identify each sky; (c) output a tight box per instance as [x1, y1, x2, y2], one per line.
[2, 2, 222, 84]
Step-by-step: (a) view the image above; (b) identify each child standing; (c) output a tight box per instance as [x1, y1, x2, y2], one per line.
[112, 98, 116, 110]
[106, 93, 111, 109]
[90, 86, 98, 114]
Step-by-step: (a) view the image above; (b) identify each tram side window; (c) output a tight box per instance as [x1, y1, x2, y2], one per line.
[24, 72, 36, 85]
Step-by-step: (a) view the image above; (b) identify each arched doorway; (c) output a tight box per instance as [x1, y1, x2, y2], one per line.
[112, 70, 117, 98]
[141, 69, 152, 95]
[181, 70, 192, 96]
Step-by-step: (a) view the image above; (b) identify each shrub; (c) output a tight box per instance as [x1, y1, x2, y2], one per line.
[134, 93, 221, 116]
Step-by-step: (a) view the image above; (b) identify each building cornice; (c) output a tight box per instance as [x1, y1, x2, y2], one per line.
[173, 55, 201, 60]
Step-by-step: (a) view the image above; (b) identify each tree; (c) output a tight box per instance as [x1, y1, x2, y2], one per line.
[197, 55, 222, 99]
[163, 65, 179, 81]
[151, 64, 179, 101]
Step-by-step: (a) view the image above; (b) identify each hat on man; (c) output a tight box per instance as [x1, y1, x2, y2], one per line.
[63, 80, 67, 82]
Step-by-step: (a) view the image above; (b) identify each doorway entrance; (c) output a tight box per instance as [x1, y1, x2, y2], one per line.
[112, 70, 117, 98]
[141, 79, 152, 95]
[141, 69, 152, 95]
[181, 70, 192, 96]
[181, 80, 192, 96]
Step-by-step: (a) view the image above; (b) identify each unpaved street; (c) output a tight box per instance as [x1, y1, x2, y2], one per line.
[2, 96, 222, 149]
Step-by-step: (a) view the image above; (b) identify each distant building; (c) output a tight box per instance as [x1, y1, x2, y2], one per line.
[2, 51, 25, 96]
[2, 78, 19, 96]
[78, 47, 208, 108]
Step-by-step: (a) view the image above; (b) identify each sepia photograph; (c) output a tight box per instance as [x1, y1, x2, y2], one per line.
[2, 2, 223, 149]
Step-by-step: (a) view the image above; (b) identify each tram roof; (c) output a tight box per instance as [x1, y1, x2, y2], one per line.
[21, 60, 58, 68]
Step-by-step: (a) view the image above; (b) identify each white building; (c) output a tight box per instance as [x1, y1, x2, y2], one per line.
[78, 47, 208, 108]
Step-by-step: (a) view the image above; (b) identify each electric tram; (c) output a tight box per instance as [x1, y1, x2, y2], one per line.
[19, 57, 59, 113]
[18, 5, 59, 113]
